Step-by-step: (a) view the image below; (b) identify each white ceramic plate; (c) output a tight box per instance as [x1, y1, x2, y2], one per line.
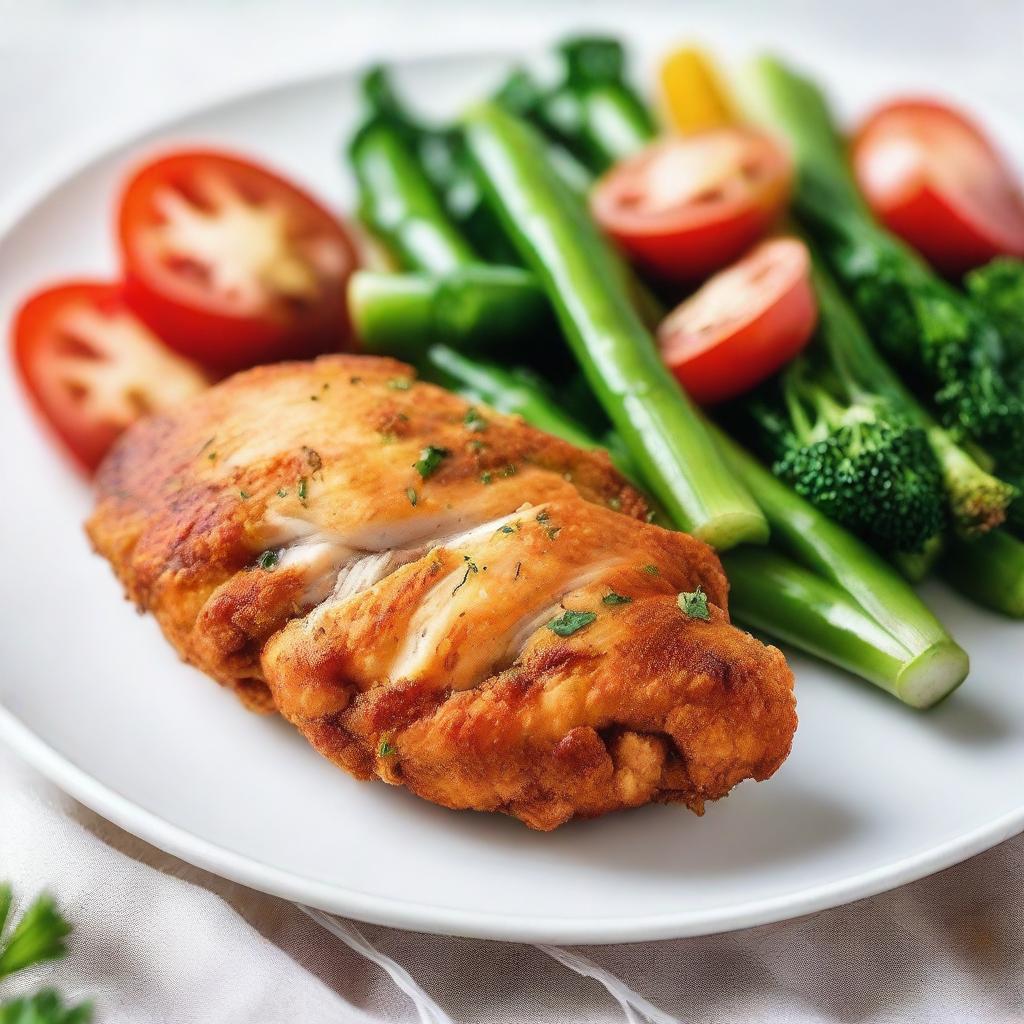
[1, 44, 1022, 945]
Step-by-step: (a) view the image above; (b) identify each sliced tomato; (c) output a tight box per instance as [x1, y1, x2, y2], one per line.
[591, 128, 792, 282]
[657, 238, 817, 405]
[853, 99, 1024, 275]
[118, 149, 359, 371]
[13, 281, 207, 472]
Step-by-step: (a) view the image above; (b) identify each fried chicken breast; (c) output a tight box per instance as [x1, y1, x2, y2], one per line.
[87, 355, 796, 829]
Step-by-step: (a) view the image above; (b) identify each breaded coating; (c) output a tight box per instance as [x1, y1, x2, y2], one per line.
[87, 355, 796, 829]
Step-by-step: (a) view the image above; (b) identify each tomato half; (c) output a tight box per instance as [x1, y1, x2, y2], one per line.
[118, 149, 359, 371]
[657, 238, 817, 405]
[591, 128, 792, 282]
[853, 99, 1024, 275]
[13, 281, 207, 472]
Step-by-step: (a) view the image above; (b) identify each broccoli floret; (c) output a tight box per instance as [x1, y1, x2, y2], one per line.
[965, 257, 1024, 365]
[798, 208, 1024, 471]
[748, 360, 945, 555]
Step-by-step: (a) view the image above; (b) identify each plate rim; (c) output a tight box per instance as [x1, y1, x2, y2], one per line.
[1, 50, 1022, 945]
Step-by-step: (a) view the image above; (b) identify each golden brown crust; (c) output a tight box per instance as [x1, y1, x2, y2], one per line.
[87, 354, 796, 828]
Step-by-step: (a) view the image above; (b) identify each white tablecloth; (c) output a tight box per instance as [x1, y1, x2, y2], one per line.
[3, 746, 1022, 1023]
[3, 2, 1023, 1020]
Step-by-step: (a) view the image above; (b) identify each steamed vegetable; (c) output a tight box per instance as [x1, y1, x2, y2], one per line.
[659, 46, 737, 134]
[804, 258, 1013, 538]
[746, 353, 945, 556]
[349, 116, 477, 272]
[532, 37, 655, 171]
[942, 530, 1024, 618]
[710, 425, 968, 706]
[742, 56, 1024, 476]
[463, 101, 768, 549]
[349, 266, 551, 358]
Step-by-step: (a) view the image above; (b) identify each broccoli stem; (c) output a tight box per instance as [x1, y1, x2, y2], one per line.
[348, 267, 552, 359]
[463, 101, 767, 549]
[941, 531, 1024, 618]
[810, 257, 1013, 536]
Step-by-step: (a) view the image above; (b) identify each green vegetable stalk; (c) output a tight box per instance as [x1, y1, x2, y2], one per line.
[462, 101, 767, 549]
[941, 530, 1024, 618]
[349, 266, 552, 359]
[349, 117, 477, 273]
[710, 425, 969, 707]
[533, 37, 656, 171]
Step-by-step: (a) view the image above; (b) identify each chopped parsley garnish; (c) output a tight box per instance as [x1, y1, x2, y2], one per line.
[207, 451, 218, 462]
[297, 477, 309, 504]
[239, 490, 251, 500]
[257, 550, 279, 571]
[388, 377, 412, 390]
[276, 488, 288, 498]
[480, 471, 493, 485]
[302, 446, 322, 471]
[502, 464, 517, 477]
[602, 592, 632, 606]
[452, 557, 479, 596]
[378, 738, 396, 758]
[468, 439, 486, 452]
[642, 564, 660, 576]
[548, 610, 597, 637]
[414, 445, 451, 480]
[678, 586, 710, 621]
[406, 487, 418, 507]
[536, 510, 550, 523]
[546, 526, 561, 540]
[499, 524, 517, 534]
[464, 407, 488, 432]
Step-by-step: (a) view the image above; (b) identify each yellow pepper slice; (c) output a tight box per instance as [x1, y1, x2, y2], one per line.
[659, 47, 737, 134]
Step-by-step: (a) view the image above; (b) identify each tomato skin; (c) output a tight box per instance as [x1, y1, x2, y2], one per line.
[13, 280, 207, 473]
[658, 238, 817, 405]
[118, 149, 359, 372]
[591, 129, 792, 282]
[853, 99, 1024, 275]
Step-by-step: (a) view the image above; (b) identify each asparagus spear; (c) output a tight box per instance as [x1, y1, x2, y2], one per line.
[536, 37, 655, 171]
[349, 118, 476, 273]
[941, 531, 1024, 619]
[349, 266, 551, 359]
[462, 101, 767, 549]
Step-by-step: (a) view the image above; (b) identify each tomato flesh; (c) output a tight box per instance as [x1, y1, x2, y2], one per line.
[591, 128, 792, 282]
[12, 281, 207, 472]
[658, 238, 817, 404]
[118, 150, 359, 371]
[853, 99, 1024, 275]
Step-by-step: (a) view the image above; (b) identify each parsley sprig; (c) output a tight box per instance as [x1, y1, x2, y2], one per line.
[0, 884, 92, 1022]
[0, 885, 70, 981]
